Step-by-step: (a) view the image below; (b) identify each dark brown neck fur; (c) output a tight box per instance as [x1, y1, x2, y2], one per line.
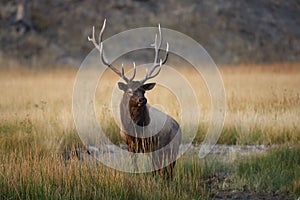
[129, 104, 150, 126]
[120, 94, 150, 127]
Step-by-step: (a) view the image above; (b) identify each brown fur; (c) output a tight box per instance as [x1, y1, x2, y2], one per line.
[119, 81, 182, 180]
[87, 20, 179, 179]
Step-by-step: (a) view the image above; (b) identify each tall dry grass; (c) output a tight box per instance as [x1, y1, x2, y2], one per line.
[0, 63, 300, 199]
[220, 64, 300, 144]
[1, 64, 300, 149]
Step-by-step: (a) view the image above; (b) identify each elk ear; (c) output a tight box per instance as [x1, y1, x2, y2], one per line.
[142, 83, 156, 91]
[118, 82, 127, 91]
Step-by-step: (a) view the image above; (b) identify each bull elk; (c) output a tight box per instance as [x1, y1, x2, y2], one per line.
[88, 19, 182, 180]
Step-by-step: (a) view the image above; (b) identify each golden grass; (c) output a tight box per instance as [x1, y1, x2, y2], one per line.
[220, 64, 300, 144]
[1, 63, 300, 147]
[0, 64, 300, 199]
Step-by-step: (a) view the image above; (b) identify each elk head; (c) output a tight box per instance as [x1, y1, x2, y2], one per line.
[118, 81, 155, 108]
[88, 19, 169, 110]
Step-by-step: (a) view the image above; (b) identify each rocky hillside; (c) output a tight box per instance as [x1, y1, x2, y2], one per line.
[0, 0, 299, 66]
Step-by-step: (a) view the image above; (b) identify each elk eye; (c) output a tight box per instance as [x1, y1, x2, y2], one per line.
[127, 89, 133, 96]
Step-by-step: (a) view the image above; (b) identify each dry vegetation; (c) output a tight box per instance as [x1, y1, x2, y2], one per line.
[0, 63, 300, 199]
[220, 63, 300, 144]
[1, 63, 299, 147]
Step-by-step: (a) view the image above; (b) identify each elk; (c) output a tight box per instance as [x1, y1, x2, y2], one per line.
[88, 19, 182, 180]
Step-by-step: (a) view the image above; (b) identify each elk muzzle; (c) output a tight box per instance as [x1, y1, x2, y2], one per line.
[138, 97, 147, 107]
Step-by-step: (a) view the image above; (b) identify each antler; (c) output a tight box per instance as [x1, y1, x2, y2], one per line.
[139, 24, 169, 84]
[88, 19, 136, 83]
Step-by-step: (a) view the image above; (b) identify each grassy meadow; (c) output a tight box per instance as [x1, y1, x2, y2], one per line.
[0, 63, 300, 199]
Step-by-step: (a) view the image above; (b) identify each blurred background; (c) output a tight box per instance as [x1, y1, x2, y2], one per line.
[1, 1, 300, 198]
[1, 0, 300, 67]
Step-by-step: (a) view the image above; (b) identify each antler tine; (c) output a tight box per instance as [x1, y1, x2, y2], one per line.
[129, 62, 137, 81]
[140, 24, 169, 83]
[151, 24, 162, 65]
[88, 26, 100, 50]
[152, 34, 158, 63]
[88, 19, 130, 83]
[157, 24, 162, 49]
[161, 42, 169, 64]
[98, 18, 106, 45]
[120, 63, 129, 82]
